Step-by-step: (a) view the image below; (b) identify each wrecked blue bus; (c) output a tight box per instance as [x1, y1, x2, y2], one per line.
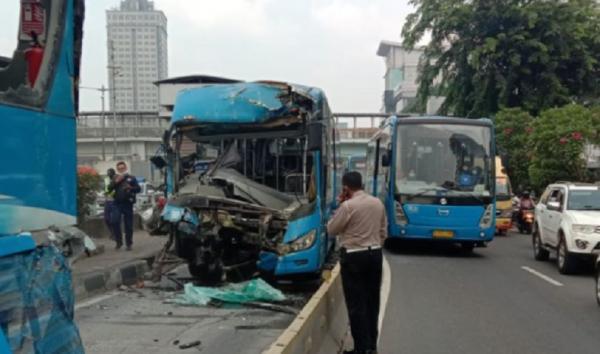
[153, 81, 338, 282]
[367, 116, 496, 251]
[0, 0, 85, 352]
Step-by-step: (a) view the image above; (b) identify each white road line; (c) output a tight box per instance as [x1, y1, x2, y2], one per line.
[378, 256, 392, 343]
[75, 291, 120, 311]
[521, 266, 564, 287]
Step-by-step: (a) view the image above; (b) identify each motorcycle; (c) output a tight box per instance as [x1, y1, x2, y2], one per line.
[518, 208, 535, 234]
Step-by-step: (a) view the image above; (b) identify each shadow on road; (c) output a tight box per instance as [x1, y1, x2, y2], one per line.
[384, 239, 486, 259]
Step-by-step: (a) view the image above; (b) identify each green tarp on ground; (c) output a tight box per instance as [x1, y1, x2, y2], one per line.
[173, 278, 286, 306]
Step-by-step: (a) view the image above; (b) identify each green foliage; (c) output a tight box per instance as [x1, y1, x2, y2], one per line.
[403, 0, 600, 117]
[528, 105, 600, 191]
[77, 166, 101, 224]
[494, 108, 534, 191]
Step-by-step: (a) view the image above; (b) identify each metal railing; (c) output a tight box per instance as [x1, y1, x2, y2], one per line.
[76, 111, 168, 139]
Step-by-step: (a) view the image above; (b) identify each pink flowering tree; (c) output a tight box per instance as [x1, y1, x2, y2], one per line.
[494, 108, 535, 193]
[529, 104, 600, 191]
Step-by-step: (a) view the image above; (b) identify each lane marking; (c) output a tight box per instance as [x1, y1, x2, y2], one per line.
[378, 256, 392, 343]
[75, 291, 120, 311]
[521, 266, 564, 287]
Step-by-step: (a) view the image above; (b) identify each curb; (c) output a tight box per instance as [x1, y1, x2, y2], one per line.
[263, 263, 349, 354]
[72, 252, 157, 301]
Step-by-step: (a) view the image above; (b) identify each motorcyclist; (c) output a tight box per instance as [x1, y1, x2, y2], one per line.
[519, 191, 535, 211]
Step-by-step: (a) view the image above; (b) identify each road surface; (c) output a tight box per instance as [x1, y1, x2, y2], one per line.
[379, 231, 600, 354]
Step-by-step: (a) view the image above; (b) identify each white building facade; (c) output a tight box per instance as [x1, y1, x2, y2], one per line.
[106, 0, 168, 112]
[377, 40, 443, 115]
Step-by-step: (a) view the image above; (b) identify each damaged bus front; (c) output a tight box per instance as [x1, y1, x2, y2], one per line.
[153, 82, 338, 282]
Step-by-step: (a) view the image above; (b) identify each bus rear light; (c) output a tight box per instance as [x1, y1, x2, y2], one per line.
[479, 204, 494, 228]
[395, 201, 407, 225]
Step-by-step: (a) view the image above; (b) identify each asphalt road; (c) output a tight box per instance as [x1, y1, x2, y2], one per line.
[75, 265, 310, 354]
[379, 231, 600, 354]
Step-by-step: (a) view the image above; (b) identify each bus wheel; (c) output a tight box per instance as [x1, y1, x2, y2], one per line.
[461, 243, 475, 253]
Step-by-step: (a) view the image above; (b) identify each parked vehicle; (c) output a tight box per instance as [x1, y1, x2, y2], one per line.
[366, 116, 496, 252]
[595, 256, 600, 306]
[151, 81, 338, 282]
[0, 0, 85, 352]
[495, 157, 513, 235]
[533, 182, 600, 274]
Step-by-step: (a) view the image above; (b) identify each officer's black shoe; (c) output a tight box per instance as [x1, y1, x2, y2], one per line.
[115, 244, 122, 250]
[126, 246, 132, 251]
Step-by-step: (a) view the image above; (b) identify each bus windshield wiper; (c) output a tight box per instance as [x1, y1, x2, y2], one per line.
[404, 186, 449, 201]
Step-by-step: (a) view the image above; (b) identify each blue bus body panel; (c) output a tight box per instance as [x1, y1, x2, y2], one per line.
[0, 0, 77, 236]
[403, 204, 484, 227]
[0, 235, 36, 258]
[171, 82, 325, 126]
[0, 107, 77, 235]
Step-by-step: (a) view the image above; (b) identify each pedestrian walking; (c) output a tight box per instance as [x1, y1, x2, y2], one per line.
[103, 168, 117, 240]
[108, 161, 141, 251]
[327, 171, 387, 354]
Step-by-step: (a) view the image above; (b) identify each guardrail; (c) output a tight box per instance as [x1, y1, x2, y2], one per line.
[263, 263, 348, 354]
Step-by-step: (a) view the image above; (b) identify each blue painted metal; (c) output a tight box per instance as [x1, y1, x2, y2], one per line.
[0, 1, 84, 353]
[0, 0, 78, 236]
[375, 115, 496, 243]
[171, 82, 325, 126]
[0, 234, 36, 258]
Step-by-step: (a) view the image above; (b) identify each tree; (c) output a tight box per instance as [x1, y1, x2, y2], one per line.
[494, 108, 534, 192]
[528, 104, 600, 191]
[77, 166, 101, 224]
[402, 0, 600, 117]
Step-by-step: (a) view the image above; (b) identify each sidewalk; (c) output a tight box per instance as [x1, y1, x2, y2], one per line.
[71, 231, 166, 301]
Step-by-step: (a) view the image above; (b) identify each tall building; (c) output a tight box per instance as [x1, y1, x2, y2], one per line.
[106, 0, 168, 112]
[376, 40, 444, 114]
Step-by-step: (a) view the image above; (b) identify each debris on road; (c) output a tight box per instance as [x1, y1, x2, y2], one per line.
[178, 340, 202, 350]
[172, 278, 286, 306]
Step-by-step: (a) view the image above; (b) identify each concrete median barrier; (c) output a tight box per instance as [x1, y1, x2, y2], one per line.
[263, 263, 349, 354]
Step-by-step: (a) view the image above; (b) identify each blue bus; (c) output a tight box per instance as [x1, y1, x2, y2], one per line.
[366, 116, 496, 251]
[153, 81, 337, 282]
[0, 0, 84, 352]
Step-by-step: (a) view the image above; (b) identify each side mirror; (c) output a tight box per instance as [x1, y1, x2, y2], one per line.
[547, 201, 561, 211]
[150, 155, 167, 169]
[162, 130, 171, 145]
[307, 122, 323, 152]
[381, 151, 391, 167]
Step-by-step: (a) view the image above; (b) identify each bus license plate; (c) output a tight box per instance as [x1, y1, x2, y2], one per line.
[433, 230, 454, 238]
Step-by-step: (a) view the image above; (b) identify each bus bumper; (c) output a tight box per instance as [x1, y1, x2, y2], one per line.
[389, 224, 495, 242]
[258, 242, 321, 277]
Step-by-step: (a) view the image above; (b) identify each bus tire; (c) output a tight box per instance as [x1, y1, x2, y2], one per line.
[461, 242, 475, 253]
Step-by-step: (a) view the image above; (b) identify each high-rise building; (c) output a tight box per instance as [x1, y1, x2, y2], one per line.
[106, 0, 168, 112]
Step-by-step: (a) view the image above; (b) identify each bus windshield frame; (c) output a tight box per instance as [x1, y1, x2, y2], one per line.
[395, 120, 494, 202]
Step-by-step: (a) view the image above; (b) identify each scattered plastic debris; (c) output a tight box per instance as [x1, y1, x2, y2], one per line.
[172, 278, 286, 306]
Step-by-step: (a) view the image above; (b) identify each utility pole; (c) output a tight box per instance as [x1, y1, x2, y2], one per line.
[108, 40, 121, 160]
[80, 85, 111, 161]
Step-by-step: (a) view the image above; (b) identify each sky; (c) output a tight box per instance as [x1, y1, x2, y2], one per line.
[0, 0, 413, 113]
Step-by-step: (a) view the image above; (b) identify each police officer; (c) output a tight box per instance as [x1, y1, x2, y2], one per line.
[109, 161, 141, 251]
[327, 171, 387, 354]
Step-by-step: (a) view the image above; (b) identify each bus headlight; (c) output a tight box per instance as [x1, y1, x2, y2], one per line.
[278, 230, 317, 255]
[395, 201, 407, 225]
[479, 204, 494, 228]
